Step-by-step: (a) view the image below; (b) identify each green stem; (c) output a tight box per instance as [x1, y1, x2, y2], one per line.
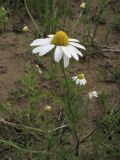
[60, 62, 70, 112]
[0, 138, 41, 153]
[91, 0, 109, 45]
[60, 62, 80, 156]
[91, 21, 99, 46]
[24, 0, 41, 35]
[72, 10, 83, 35]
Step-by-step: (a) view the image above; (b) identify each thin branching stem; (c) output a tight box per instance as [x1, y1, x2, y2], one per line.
[0, 119, 68, 134]
[60, 62, 80, 156]
[0, 138, 42, 153]
[80, 128, 97, 143]
[91, 0, 109, 45]
[24, 0, 41, 35]
[72, 10, 83, 35]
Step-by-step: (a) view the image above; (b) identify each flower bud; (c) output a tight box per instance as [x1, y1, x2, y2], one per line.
[80, 2, 86, 9]
[22, 26, 29, 32]
[44, 106, 52, 112]
[1, 7, 5, 11]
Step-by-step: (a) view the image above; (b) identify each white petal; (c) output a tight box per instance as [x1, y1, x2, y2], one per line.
[74, 47, 83, 57]
[89, 94, 93, 99]
[84, 79, 87, 84]
[69, 38, 79, 42]
[54, 46, 63, 62]
[63, 54, 69, 68]
[94, 94, 98, 97]
[38, 68, 43, 74]
[35, 44, 55, 56]
[30, 38, 51, 46]
[89, 91, 98, 99]
[93, 92, 98, 97]
[32, 46, 41, 54]
[62, 46, 72, 58]
[76, 79, 80, 85]
[39, 44, 55, 56]
[67, 45, 79, 61]
[93, 91, 98, 95]
[72, 76, 77, 81]
[80, 80, 84, 86]
[69, 45, 83, 57]
[47, 34, 54, 38]
[69, 42, 86, 50]
[83, 78, 87, 85]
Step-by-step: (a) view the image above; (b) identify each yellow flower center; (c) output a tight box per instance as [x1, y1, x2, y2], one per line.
[51, 31, 69, 46]
[77, 73, 84, 80]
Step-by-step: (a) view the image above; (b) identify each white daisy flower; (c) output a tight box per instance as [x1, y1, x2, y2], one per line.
[88, 91, 98, 100]
[72, 73, 87, 86]
[30, 31, 86, 68]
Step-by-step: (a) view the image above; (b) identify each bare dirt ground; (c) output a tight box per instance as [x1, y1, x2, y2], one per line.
[0, 32, 27, 101]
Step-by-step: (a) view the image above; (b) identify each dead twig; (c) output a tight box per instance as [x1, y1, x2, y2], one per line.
[101, 48, 120, 53]
[80, 128, 97, 143]
[0, 118, 68, 134]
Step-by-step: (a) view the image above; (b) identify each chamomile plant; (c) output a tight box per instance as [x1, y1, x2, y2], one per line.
[30, 30, 100, 157]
